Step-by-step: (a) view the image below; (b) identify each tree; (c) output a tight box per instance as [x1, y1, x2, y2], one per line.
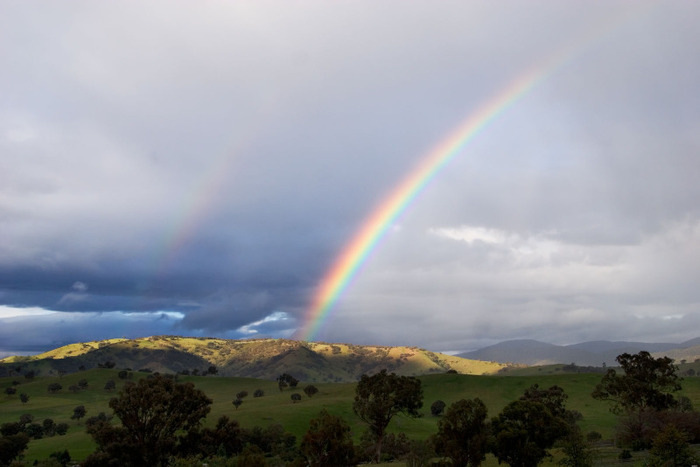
[277, 373, 299, 391]
[104, 380, 116, 391]
[4, 387, 16, 396]
[0, 432, 30, 466]
[491, 399, 568, 467]
[254, 388, 264, 398]
[301, 409, 355, 467]
[291, 393, 302, 403]
[236, 390, 248, 399]
[71, 405, 87, 422]
[43, 418, 56, 437]
[85, 374, 212, 466]
[353, 369, 423, 463]
[558, 428, 594, 467]
[47, 382, 62, 393]
[19, 393, 29, 404]
[434, 398, 489, 467]
[647, 424, 697, 467]
[78, 378, 89, 389]
[233, 398, 243, 410]
[592, 351, 681, 415]
[304, 384, 319, 398]
[521, 384, 581, 430]
[431, 400, 446, 417]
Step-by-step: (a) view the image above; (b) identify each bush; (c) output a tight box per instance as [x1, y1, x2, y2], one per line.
[430, 400, 446, 416]
[291, 393, 302, 403]
[55, 423, 69, 436]
[253, 389, 264, 398]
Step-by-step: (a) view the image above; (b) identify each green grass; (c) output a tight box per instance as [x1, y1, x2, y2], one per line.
[3, 369, 700, 464]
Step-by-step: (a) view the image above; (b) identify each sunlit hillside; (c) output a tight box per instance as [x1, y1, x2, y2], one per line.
[0, 336, 507, 382]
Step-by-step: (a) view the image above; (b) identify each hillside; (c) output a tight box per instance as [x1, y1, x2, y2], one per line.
[0, 336, 506, 382]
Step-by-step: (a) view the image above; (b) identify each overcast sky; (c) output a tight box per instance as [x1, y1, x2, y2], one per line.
[2, 1, 699, 357]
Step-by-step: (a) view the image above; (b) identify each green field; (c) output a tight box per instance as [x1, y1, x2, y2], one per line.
[2, 369, 700, 464]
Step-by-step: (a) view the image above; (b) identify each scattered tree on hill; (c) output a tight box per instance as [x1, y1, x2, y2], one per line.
[55, 423, 69, 436]
[19, 393, 29, 404]
[233, 398, 243, 410]
[434, 398, 489, 467]
[42, 419, 56, 437]
[254, 388, 264, 398]
[69, 384, 80, 393]
[592, 351, 681, 415]
[277, 373, 299, 391]
[303, 384, 319, 398]
[353, 369, 423, 463]
[207, 365, 218, 375]
[301, 409, 355, 467]
[291, 393, 302, 403]
[24, 423, 43, 439]
[4, 387, 16, 396]
[49, 449, 72, 467]
[71, 405, 87, 422]
[47, 382, 62, 393]
[236, 390, 248, 399]
[431, 400, 446, 417]
[78, 378, 89, 389]
[84, 374, 212, 466]
[104, 380, 116, 391]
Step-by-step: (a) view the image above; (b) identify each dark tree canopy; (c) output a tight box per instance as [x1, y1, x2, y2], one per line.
[301, 409, 355, 467]
[431, 400, 447, 417]
[71, 405, 87, 421]
[592, 351, 682, 414]
[86, 374, 212, 466]
[491, 399, 570, 467]
[434, 398, 489, 467]
[353, 369, 423, 463]
[304, 384, 319, 398]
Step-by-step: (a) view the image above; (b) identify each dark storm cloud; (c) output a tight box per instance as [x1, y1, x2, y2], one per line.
[1, 1, 699, 354]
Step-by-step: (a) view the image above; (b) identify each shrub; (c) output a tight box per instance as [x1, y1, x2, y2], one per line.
[253, 389, 264, 398]
[430, 400, 446, 416]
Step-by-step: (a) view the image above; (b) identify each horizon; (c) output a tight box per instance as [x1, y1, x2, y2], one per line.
[2, 2, 700, 355]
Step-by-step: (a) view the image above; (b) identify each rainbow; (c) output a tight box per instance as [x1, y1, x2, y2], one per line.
[294, 5, 651, 341]
[295, 71, 545, 341]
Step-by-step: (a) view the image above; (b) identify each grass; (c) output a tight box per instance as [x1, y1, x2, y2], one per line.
[3, 369, 700, 464]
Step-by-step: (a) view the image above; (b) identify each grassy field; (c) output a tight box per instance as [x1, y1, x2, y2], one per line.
[2, 369, 700, 464]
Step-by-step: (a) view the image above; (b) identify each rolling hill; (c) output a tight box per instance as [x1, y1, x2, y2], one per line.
[0, 336, 507, 382]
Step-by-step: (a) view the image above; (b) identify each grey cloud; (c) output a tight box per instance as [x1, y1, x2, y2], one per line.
[1, 1, 699, 354]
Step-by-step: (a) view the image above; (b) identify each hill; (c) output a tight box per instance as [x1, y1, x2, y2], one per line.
[458, 338, 700, 366]
[0, 336, 506, 382]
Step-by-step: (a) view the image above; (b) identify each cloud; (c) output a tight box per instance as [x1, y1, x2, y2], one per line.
[0, 1, 699, 354]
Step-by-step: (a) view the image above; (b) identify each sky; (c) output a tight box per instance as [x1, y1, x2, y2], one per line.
[2, 1, 700, 357]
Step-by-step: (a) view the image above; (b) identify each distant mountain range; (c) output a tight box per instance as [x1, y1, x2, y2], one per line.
[458, 337, 700, 366]
[0, 336, 506, 382]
